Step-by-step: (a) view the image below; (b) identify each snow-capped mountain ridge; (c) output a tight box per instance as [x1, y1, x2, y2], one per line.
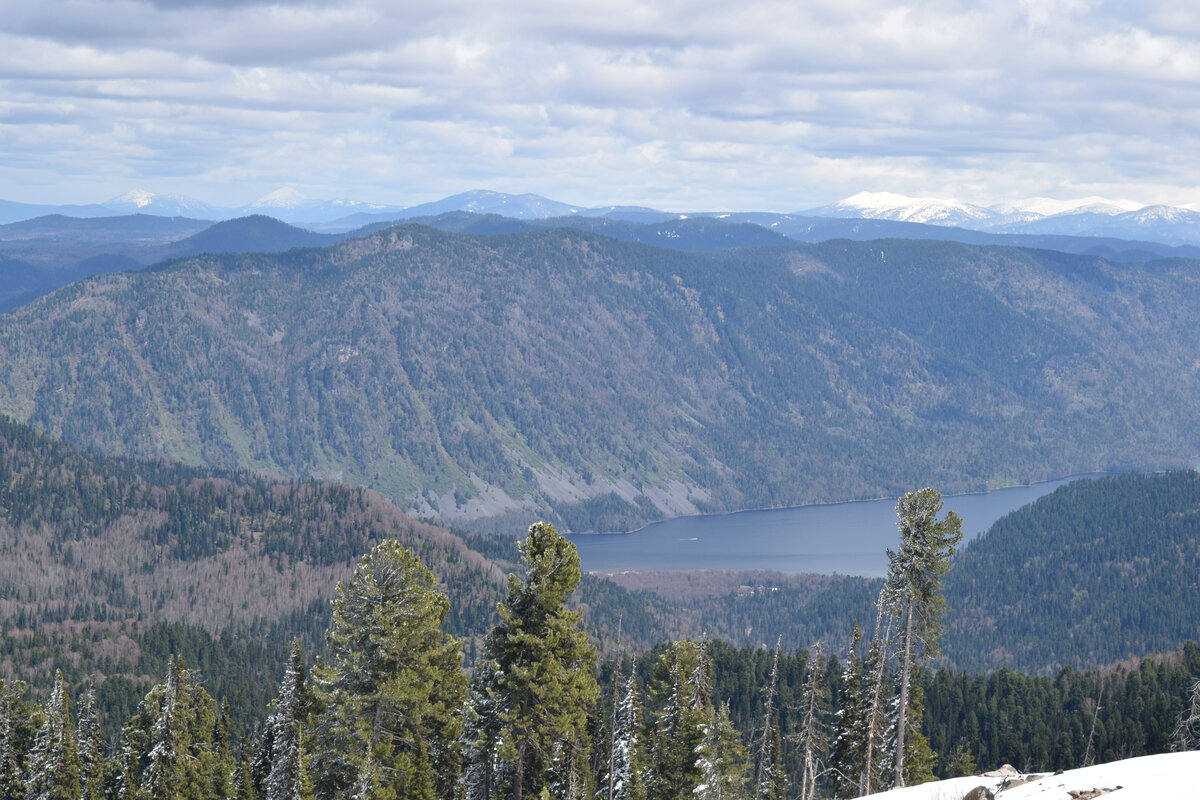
[811, 191, 995, 225]
[6, 188, 1200, 245]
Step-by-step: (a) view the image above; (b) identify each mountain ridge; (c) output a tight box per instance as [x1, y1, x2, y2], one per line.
[3, 225, 1200, 533]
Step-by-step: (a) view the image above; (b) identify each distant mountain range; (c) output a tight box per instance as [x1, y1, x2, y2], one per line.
[6, 187, 1200, 245]
[6, 207, 1200, 313]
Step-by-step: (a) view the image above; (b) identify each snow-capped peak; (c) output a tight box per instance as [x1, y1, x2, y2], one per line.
[824, 191, 995, 225]
[107, 189, 157, 208]
[251, 186, 310, 209]
[838, 191, 925, 212]
[992, 196, 1145, 217]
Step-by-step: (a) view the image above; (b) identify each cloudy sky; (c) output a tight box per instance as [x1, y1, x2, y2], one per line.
[2, 0, 1198, 211]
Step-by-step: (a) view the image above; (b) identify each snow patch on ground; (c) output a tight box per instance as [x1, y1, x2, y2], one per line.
[871, 752, 1200, 799]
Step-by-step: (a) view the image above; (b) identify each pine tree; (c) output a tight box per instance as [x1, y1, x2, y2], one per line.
[309, 538, 467, 800]
[479, 522, 599, 800]
[693, 701, 748, 800]
[266, 641, 308, 800]
[882, 488, 962, 788]
[24, 670, 81, 800]
[76, 682, 104, 800]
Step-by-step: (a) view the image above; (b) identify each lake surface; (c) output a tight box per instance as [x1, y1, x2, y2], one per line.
[566, 474, 1105, 577]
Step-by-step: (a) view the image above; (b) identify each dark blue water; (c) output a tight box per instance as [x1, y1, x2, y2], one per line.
[566, 474, 1104, 577]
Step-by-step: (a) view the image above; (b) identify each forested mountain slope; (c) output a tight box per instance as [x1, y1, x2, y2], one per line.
[2, 227, 1200, 532]
[942, 471, 1200, 673]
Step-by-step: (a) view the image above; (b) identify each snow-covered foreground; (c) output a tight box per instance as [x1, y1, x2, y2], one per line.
[870, 751, 1200, 799]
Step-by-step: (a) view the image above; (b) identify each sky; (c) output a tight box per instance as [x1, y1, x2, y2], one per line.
[2, 0, 1199, 211]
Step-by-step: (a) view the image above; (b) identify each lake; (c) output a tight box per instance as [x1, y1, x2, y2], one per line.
[566, 474, 1106, 577]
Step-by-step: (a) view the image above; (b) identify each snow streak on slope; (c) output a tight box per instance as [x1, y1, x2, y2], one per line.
[871, 752, 1200, 799]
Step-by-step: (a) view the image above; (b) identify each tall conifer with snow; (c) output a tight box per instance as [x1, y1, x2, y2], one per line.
[0, 680, 26, 800]
[599, 663, 644, 800]
[308, 538, 467, 800]
[266, 641, 308, 800]
[645, 641, 711, 800]
[142, 658, 184, 799]
[24, 670, 81, 800]
[693, 701, 748, 800]
[76, 682, 103, 800]
[829, 625, 866, 799]
[753, 639, 785, 800]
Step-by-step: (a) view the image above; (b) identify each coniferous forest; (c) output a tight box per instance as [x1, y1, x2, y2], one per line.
[2, 514, 1198, 800]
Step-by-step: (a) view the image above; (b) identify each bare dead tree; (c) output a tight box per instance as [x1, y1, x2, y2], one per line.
[1171, 678, 1200, 752]
[1083, 679, 1104, 767]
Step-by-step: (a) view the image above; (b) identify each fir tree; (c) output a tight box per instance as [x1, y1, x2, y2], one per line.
[753, 638, 785, 800]
[880, 682, 936, 787]
[693, 701, 748, 800]
[0, 680, 25, 800]
[480, 522, 599, 800]
[828, 625, 865, 799]
[142, 658, 184, 800]
[116, 740, 139, 800]
[24, 670, 81, 800]
[646, 642, 706, 800]
[461, 658, 508, 800]
[266, 641, 308, 800]
[76, 682, 104, 800]
[599, 663, 644, 800]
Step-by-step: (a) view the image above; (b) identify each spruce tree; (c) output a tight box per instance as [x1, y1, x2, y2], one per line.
[882, 488, 961, 788]
[266, 641, 308, 800]
[880, 682, 936, 787]
[76, 682, 104, 800]
[24, 670, 81, 800]
[693, 701, 748, 800]
[753, 639, 785, 800]
[0, 680, 26, 800]
[142, 658, 184, 800]
[645, 641, 709, 800]
[309, 538, 467, 800]
[461, 658, 508, 800]
[828, 625, 865, 799]
[599, 663, 644, 800]
[478, 522, 599, 800]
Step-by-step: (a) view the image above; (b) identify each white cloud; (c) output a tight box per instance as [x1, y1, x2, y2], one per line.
[1, 0, 1199, 208]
